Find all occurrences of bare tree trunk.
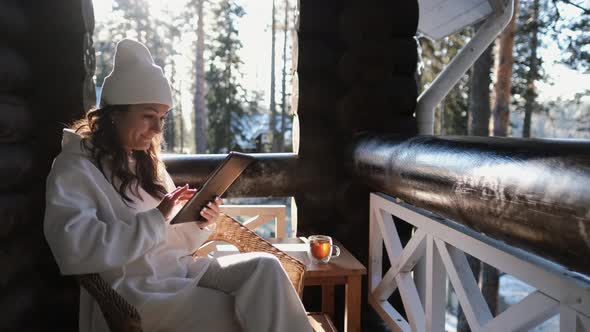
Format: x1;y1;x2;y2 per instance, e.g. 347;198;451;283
165;65;176;151
225;19;233;152
459;26;499;332
482;264;500;314
165;111;175;150
269;0;278;152
278;0;289;152
492;0;518;137
523;0;539;138
180;110;184;152
468;33;493;136
194;0;207;153
440;97;446;135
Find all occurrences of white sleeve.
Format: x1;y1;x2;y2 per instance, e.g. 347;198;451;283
161;168;213;254
43;157;167;275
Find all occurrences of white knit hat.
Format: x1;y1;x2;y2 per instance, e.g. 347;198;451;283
99;39;173;108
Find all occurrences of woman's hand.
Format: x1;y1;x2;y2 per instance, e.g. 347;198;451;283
157;184;196;221
196;197;223;229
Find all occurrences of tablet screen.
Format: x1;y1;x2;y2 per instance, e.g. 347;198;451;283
170;151;255;224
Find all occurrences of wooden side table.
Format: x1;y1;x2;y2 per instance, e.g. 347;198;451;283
270;238;367;332
210;238;367;331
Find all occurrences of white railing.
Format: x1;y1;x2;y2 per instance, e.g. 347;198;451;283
369;192;590;332
221;204;288;238
197;205;288;255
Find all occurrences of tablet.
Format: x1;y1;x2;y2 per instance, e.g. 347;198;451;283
170;151;255;224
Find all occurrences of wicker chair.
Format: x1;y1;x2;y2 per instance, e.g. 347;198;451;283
75;213;306;332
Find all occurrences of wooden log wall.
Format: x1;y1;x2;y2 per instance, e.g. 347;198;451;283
295;0;419;329
0;0;94;330
295;0;419;270
0;0;420;329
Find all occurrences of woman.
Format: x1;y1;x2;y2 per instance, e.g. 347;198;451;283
44;39;312;332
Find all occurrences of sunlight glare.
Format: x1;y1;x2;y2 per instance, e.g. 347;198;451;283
93;0;113;21
93;0;278;108
147;0;189;16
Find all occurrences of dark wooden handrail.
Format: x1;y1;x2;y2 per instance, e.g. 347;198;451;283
163;153;298;197
352;134;590;274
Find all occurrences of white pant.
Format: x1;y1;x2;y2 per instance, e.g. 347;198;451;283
198;252;313;332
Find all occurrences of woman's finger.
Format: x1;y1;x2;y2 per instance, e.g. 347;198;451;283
197;218;215;229
205;201;220;213
200;207;215;218
200;208;216;220
183;188;196;195
179;191;195;201
165;186;183;199
172;185;189;201
164;189;176;199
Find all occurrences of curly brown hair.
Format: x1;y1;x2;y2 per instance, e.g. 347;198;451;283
70;105;168;203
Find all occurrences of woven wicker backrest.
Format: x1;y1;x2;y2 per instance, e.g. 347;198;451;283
75;274;143;332
198;213;306;295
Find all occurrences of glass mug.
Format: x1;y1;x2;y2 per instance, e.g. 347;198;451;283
307;235;341;263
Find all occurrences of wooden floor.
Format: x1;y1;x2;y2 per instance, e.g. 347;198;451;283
308;313;337;332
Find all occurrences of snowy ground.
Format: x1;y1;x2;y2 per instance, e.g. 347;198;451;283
445;274;559;331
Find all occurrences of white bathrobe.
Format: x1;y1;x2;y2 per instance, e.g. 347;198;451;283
44;129;240;332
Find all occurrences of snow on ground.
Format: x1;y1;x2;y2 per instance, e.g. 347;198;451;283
497;275;559;331
445;274;559;332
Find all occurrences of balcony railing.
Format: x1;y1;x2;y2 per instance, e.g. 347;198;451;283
369;192;590;332
196;205;288;256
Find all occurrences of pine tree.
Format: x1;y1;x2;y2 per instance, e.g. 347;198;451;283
269;0;279;152
523;0;540;138
464;31;500;331
193;0;208;153
493;0;589;138
94;0;183;151
419;32;471;135
468;23;493;137
112;0;178;67
492;0;518;137
205;0;247;153
278;0;291;152
555;2;590;71
165;64;179;150
513;0;552;137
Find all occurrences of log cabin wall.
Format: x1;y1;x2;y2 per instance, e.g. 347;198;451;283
0;0;94;329
0;0;420;329
295;0;419;327
295;0;419;261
